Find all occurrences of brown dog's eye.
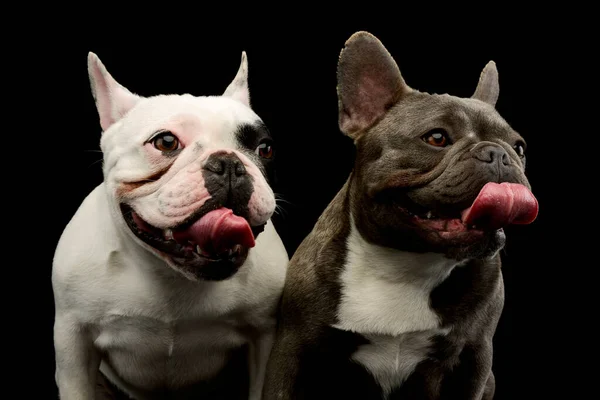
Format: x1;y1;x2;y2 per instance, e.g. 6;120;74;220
422;129;450;147
152;131;181;153
256;140;274;159
514;141;526;158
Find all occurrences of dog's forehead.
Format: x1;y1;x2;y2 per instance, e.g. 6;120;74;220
124;94;261;139
380;92;512;136
423;93;509;129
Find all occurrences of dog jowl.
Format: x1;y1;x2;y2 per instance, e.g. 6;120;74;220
52;52;288;400
263;32;538;399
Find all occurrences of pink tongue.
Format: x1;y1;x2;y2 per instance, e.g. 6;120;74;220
461;182;539;230
172;208;255;253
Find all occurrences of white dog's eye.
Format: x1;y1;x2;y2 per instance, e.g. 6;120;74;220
152;131;181;153
255;140;274;159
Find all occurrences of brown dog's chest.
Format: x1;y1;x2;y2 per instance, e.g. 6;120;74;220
351;329;449;397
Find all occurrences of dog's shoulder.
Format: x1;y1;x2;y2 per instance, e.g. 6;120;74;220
429;256;505;336
52;184;127;306
53;184;115;273
280;180;352;323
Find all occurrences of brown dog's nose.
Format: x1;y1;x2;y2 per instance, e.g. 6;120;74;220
473;144;510;166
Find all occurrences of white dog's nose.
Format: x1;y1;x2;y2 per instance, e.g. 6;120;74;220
204;151;247;177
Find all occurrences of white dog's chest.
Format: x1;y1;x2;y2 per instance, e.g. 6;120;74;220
84;263;268;390
95;313;248;388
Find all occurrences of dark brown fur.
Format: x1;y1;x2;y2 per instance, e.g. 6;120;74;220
263;31;532;399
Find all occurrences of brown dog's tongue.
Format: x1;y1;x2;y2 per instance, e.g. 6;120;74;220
173;208;255;252
461;182;539;230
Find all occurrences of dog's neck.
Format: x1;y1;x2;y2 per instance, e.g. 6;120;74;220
333;212;463;336
342;171;468;281
347;217;461;284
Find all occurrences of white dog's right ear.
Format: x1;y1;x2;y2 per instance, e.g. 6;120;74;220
87;52;142;131
223;51;250;108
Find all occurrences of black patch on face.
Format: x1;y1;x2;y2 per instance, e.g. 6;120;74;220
121;150;263;282
201;151;253;223
235;121;277;186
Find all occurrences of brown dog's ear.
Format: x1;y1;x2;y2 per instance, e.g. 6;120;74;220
472;61;499;107
336;31;411;139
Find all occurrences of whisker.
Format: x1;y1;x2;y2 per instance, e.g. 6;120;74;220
273;203;289;219
88;158;104;168
274;193;295;206
272;193;293;219
275;198;294;206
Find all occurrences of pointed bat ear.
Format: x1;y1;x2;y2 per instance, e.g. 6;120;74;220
223;51;250;108
336;31;412;140
87;52;142;131
472;60;499;107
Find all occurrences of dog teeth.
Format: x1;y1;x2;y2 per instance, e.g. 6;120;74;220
425;211;437;219
226;245;242;257
164;229;174;240
196;245;202;254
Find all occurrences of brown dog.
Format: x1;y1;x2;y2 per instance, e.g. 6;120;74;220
262;31;538;399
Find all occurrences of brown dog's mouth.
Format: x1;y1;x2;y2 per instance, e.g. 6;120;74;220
120;204;264;263
399;182;539;238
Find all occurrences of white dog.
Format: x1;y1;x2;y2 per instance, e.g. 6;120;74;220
52;51;288;399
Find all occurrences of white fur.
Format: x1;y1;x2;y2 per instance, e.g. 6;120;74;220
223;51;251;107
333;219;460;396
352;329;450;397
52;53;288;400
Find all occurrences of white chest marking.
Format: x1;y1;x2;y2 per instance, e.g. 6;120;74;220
353;329;449;397
333;221;460;394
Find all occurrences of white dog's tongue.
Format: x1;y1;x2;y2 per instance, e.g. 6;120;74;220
461;182;538;230
173;208;255;252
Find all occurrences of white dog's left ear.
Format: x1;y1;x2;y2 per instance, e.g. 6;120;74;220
223;51;250;108
88;52;142;131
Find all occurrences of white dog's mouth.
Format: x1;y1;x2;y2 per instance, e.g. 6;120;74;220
120;204;264;280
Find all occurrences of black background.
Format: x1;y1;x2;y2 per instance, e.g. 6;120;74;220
22;11;586;400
